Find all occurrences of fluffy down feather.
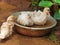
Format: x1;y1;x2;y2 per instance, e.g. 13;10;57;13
0;15;15;40
31;8;50;25
17;12;34;26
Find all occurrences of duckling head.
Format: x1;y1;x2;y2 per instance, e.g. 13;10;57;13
43;7;50;15
7;15;16;22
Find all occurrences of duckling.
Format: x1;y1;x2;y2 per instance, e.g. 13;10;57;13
31;7;50;25
0;15;15;40
0;22;12;39
6;15;16;35
17;12;34;26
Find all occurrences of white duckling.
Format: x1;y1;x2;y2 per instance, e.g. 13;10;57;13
0;15;15;40
32;7;50;25
17;12;33;26
6;15;16;35
0;22;12;39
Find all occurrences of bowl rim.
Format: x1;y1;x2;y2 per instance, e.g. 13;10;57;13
12;11;57;30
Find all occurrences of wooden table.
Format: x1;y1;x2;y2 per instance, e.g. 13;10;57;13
0;11;60;45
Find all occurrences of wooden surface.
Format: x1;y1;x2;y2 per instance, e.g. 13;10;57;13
0;33;55;45
0;2;60;45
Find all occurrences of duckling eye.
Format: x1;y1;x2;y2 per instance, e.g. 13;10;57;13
28;16;31;19
47;9;50;11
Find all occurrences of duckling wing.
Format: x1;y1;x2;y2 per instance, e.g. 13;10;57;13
38;13;48;25
0;22;10;39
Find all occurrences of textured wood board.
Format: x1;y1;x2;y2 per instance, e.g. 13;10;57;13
0;2;16;11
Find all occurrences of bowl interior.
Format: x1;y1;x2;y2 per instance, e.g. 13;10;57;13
12;11;57;30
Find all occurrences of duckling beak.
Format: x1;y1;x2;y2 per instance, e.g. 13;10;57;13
47;12;50;15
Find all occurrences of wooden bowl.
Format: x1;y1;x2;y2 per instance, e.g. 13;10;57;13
12;12;57;36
